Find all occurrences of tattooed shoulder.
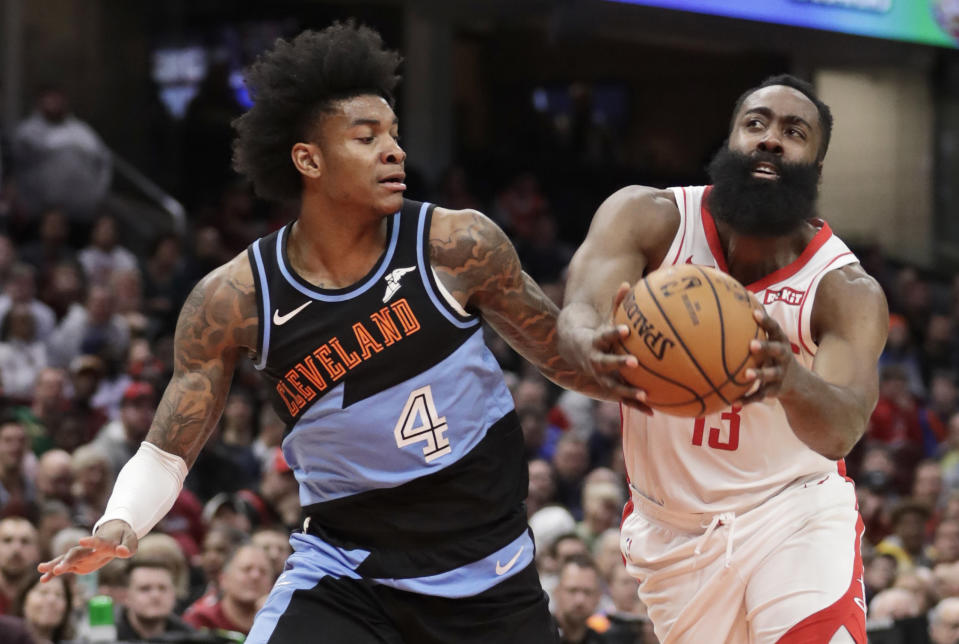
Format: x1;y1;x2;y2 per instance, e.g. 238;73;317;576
429;207;522;306
175;253;259;368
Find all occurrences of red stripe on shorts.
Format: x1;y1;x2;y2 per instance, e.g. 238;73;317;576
776;514;866;644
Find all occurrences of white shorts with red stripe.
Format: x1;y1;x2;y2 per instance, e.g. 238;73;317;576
621;472;865;644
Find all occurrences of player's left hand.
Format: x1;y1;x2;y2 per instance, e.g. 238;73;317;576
739;308;798;404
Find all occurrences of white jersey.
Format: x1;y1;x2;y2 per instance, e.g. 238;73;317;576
622;185;859;517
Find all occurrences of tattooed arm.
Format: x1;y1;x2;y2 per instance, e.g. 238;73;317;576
144;253;258;464
429;206;640;404
38;253;258;580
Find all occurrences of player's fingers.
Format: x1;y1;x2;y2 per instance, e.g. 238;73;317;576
749;339;790;362
593;325;630;349
752;308;788;341
590;351;637;373
37;555;64;575
610;282;631;314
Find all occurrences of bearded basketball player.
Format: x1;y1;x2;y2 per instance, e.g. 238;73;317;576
558;75;888;643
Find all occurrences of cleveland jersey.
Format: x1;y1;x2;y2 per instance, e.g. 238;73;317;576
246;200;532;594
622;185;859;516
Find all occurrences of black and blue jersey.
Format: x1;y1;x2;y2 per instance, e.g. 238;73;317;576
245;200;533;603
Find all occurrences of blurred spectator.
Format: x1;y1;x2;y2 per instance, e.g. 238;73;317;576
933;520;959;566
110;269;148;338
77;214;137;288
12;86;111;224
587;401;621;471
0;421;36;519
192;525;248;603
553;434;591;519
880;313;926;398
923;315;959;388
0;263;56;340
0;304;49;400
930;596;959;644
153;489;205;563
93;381;156;475
252;405;284;474
894;567;936;614
576;479;624;550
47;284;130;370
136;531;193;609
234;448;299;530
869;365;924;491
864;552;898;606
141;233;189;339
19;209;75;286
876;499;934;572
869;587;923;622
436;164;483;212
921;371;959;457
16;574;74;643
552;554;605;644
528;458;558;519
34;451;72;509
251;527;292;584
69;444;113;529
12;367;69;455
933;560;959;601
66;354;108;445
593;528;622;587
116;558;195;641
0;517;39;614
41;261;85;324
588;564;647;644
191;391;260;498
914;460;946;514
34;502;70;563
183;543;272;636
184;226;230;286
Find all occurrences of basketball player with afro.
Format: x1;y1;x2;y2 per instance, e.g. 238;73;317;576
558;75;888;643
38;22;632;643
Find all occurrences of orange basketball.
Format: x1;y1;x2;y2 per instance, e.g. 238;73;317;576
613;264;766;417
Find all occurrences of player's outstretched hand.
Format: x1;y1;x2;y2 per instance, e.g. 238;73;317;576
37;519;137;582
740;308;797;405
566;283;652;414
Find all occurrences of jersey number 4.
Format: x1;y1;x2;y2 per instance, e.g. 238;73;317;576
691;406;742;451
394;385;451;462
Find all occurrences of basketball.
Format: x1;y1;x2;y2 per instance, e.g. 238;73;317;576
614;264;766;417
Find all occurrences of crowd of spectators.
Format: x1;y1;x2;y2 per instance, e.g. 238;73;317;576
0;79;958;644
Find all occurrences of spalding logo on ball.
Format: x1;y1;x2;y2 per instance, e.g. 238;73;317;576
614;264;766;418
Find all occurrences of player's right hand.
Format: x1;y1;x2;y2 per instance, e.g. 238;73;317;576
37;519;138;582
566;283;652;414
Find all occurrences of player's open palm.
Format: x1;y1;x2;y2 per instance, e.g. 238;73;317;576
741;308;798;404
37;519;137;582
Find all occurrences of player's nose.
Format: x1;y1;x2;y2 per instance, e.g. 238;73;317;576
756;133;783;155
383;140;406;165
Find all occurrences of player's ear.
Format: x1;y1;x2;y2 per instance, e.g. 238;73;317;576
292;142;323;178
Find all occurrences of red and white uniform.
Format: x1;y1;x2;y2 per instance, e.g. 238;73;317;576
620;186;866;644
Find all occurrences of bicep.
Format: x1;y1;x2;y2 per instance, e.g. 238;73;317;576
145;263;257;466
564;187;674;315
810;270;889;410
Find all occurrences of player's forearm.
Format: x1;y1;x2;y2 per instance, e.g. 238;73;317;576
557;301;603;359
778;368;870;460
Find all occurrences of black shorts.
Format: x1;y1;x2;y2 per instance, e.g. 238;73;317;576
252;562;557;643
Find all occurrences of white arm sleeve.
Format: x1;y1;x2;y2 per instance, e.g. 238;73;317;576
93;442;188;539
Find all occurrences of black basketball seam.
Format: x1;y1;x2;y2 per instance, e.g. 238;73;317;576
616;339;705;416
643;275;731;406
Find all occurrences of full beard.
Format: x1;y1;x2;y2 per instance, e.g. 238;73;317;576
706;146;821;237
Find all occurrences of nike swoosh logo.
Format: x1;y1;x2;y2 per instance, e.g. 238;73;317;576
273;301;311;326
495;545;524;576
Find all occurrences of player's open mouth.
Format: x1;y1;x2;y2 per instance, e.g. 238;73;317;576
379;174;407;191
751;162;780;180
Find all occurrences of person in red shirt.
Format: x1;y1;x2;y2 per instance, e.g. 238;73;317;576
183;543;272;635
